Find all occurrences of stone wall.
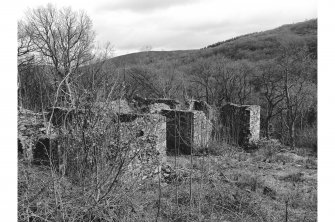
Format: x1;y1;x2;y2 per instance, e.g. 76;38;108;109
47;99;132;128
193;111;213;149
18;107;58;162
56;112;166;181
247;105;261;142
118;113;166;177
160;110;193;155
218;103;260;146
160;109;212;154
187;99;214;120
133;96;181;113
148;103;171;114
19;98;260;174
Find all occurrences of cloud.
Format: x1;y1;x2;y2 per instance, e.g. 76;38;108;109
19;0;316;56
96;0;199;13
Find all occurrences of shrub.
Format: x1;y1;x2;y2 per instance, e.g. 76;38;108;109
295;125;317;152
252;138;285;159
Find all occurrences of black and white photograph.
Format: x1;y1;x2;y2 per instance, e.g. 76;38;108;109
5;0;328;221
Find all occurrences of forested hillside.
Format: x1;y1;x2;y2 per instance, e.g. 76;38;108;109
106;19;317;101
112;19;317;65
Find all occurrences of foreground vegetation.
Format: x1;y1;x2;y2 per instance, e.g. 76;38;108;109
18;140;317;221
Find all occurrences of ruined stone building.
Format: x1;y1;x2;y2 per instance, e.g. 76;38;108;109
18;98;260;171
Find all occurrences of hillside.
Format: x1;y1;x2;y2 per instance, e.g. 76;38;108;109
19;19;317;114
109;19;317;68
95;19;317;108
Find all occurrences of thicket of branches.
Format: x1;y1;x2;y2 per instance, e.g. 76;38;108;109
17;4;167;221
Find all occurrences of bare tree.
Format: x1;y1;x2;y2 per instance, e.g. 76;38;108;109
252;60;284;139
23;4;95;107
127;66;164;98
190;58;214;104
74;42;115;102
277;39;316;147
189;57;253;106
18;20;35;69
234;61;254;105
156;63;183;99
211;58;251;106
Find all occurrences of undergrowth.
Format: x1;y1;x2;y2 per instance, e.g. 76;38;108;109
18;138;317;221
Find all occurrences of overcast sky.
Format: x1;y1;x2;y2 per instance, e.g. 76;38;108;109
17;0;317;56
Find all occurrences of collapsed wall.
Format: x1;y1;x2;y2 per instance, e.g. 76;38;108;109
18;107;58;163
187;99;214;120
95;99;133;114
49;104;166;176
160;110;212;155
133;96;181;113
217;103;260;146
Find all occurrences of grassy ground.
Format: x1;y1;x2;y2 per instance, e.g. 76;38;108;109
159;148;317;221
18;143;317;222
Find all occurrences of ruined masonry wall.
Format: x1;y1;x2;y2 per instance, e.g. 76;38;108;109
219;103;260;146
119;114;166;177
160;110;193;155
148;103;171;114
161;110;212;154
247;105;260;142
193;111;213;149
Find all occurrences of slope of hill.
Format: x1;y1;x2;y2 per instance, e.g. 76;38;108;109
19;19;317;123
109;19;317;68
